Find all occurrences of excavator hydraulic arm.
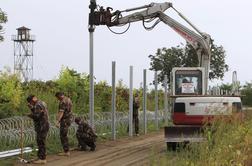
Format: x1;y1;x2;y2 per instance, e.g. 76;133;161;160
88;2;211;94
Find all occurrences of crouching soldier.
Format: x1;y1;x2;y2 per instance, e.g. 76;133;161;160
75;117;97;151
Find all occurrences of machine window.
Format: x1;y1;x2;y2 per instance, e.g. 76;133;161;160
175;70;202;95
174;103;185;113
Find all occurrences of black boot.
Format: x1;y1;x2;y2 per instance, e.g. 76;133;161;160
80;146;87;151
89;143;96;151
77;143;87;151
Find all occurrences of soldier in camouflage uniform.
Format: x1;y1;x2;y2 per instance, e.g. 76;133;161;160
55;92;73;156
27;95;49;164
127;94;140;136
133;94;140;136
75;117;97;151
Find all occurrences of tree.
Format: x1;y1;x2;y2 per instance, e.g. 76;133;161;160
149;45;184;83
95;81;111;112
241;82;252;106
116;79;129;112
149;41;229;84
0;67;23;118
208;44;229;79
0;9;8;42
56;67;79;98
56;66;90;113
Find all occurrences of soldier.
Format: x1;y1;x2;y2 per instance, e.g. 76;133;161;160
74;117;97;151
133;94;140;136
26;95;49;164
55;92;73;156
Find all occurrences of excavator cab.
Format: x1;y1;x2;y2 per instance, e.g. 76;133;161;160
171;67;205;96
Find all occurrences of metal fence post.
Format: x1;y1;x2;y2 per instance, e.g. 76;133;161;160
154;71;159;130
164;75;168;125
143;69;147;134
129;66;133;137
88;1;95;128
111;61;116;140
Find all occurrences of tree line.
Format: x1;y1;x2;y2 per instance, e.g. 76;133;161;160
0;67;165;119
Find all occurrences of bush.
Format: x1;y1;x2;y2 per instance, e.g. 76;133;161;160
241;82;252;106
0;66;164;118
155;109;252;166
0;67;23;118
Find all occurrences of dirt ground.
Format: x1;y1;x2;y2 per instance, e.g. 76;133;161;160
15;130;166;166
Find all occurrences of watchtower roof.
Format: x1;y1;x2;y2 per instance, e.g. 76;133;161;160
16;26;30;31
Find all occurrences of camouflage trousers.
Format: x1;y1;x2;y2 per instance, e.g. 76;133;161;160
60;119;71;152
36;127;49;160
133;116;139;134
127;116;139;135
76;134;96;149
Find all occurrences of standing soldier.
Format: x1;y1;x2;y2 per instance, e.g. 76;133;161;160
55;92;73;156
26;95;49;164
75;117;97;151
133;94;140;136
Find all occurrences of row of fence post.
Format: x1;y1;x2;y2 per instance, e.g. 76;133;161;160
110;61;169;140
209;86;239;96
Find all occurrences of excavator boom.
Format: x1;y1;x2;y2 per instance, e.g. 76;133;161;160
89;2;211;94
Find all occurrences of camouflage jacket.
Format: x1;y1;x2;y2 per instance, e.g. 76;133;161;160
76;121;97;141
28;100;49;132
59;96;73;121
133;99;140;117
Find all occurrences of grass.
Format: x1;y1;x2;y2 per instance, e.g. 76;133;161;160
150;108;252;166
3;108;252;166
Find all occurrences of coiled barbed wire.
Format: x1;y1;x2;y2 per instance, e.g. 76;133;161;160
0;111;165;151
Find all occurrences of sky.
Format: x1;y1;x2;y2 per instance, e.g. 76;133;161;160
0;0;252;89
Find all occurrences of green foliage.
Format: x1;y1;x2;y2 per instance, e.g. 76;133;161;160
181;115;251;166
241;82;252;106
56;66;79;99
0;66;165;119
116;79;129;112
56;66;90;113
152;110;252;166
0;8;8;42
149;45;184;83
0;67;23;118
149;110;252;166
149;41;229;83
95;81;111;112
209;44;229;79
20;80;59;116
147;89;164;111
